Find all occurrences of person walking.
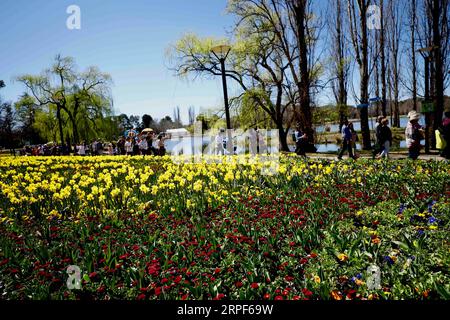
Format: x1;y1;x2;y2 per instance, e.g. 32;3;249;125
348;122;359;159
377;118;392;159
138;134;148;155
293;125;308;157
338;120;356;160
405;111;424;160
215;129;225;155
372;116;384;159
125;137;133;156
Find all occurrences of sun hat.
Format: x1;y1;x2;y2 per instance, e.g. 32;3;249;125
408;110;420;121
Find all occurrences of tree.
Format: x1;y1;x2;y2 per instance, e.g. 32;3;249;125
142;114;153;129
14;93;43;145
129;115;141;130
429;0;449;140
329;0;350;129
347;0;371;149
387;0;402;127
0;102;16;149
17;55;113;145
169;0;324;150
173;106;182;127
409;0;419;111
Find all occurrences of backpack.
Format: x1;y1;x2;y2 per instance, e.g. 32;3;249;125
435;129;447;150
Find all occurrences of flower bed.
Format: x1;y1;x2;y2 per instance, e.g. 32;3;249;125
0;155;449;300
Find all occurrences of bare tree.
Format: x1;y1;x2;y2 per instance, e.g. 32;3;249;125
329;0;350;129
409;0;419;111
387;0;402;127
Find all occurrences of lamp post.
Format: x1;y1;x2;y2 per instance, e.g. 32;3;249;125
417;46;435;154
211;44;232;154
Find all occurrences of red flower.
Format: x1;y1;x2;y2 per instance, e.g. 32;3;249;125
161;278;168;284
275;295;284;300
214;268;221;274
250;283;259;289
97;285;106;293
263;293;270;300
235;281;243;288
213;293;225;300
137;293;146;300
293;296;301;300
285;275;294;282
174;275;182;284
299;258;308;265
155;287;162;296
310;253;318;258
89;272;98;279
302;288;313;297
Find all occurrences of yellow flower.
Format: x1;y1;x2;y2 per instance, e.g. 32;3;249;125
337;253;348;262
429;225;437;230
331;290;342;300
314;275;321;284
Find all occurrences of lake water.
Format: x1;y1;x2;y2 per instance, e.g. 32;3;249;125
165;137;407;154
164;115;417;154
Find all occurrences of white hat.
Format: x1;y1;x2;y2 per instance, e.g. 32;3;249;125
408;111;420;121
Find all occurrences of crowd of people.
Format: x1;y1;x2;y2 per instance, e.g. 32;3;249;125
19;129;170;157
293;110;450;160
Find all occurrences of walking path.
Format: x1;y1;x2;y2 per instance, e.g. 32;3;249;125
306;152;448;161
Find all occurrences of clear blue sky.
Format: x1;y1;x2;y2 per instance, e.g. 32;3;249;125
0;0;235;124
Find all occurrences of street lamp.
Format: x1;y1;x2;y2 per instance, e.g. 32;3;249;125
417;46;436;154
211;44;233;154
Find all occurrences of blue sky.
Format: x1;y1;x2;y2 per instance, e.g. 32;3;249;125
0;0;236;124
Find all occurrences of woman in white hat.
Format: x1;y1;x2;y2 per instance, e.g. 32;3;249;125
405;111;424;160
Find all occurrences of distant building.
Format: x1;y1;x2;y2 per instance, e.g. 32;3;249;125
166;128;189;138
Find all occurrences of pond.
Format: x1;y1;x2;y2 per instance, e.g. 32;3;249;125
164;137;408;154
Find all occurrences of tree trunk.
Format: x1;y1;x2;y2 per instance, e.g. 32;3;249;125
56;104;64;145
380;0;387;117
432;0;444;148
410;0;418;111
278;123;289;152
292;0;313;136
359;1;371;150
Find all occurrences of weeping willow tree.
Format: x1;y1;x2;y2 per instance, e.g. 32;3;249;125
236;89;275;129
17;55;114;145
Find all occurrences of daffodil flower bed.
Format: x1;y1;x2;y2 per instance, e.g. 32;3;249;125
0;155;448;300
